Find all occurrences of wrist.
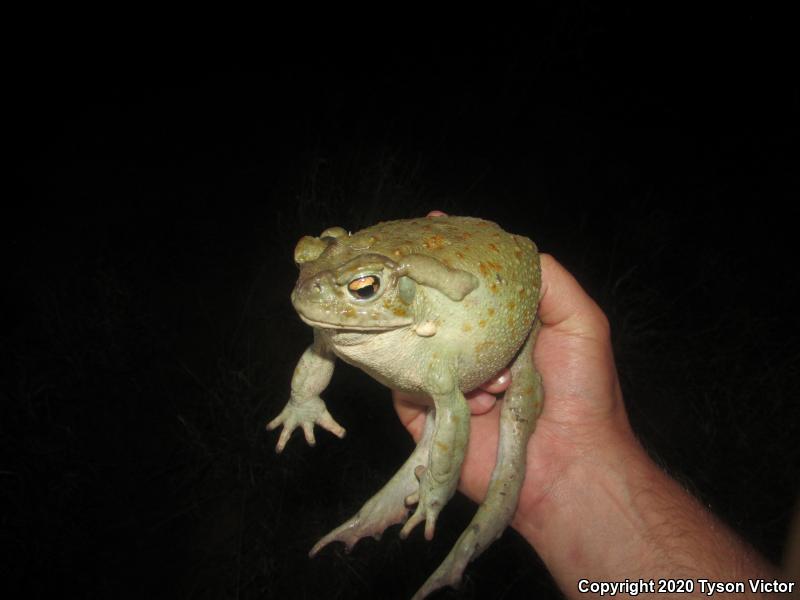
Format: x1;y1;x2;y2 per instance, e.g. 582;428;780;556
513;423;648;549
512;424;778;598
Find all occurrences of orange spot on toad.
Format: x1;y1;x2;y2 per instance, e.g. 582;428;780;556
474;341;495;355
487;261;502;272
423;234;445;250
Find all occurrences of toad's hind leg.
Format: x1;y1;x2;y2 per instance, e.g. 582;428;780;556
309;410;435;557
412;329;543;600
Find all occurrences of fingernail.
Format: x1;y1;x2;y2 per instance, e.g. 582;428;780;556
494;371;510;386
478;395;496;410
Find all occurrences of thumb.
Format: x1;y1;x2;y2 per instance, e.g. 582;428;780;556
534;254;623;426
537;254;611;342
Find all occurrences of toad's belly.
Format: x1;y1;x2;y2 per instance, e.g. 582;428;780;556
323;324;530;402
327;328;433;398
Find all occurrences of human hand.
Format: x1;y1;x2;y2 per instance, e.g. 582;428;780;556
395;212;779;596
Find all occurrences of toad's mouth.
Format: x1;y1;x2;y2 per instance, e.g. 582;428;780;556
297;313;411;332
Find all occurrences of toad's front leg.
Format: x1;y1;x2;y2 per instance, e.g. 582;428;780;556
400;360;469;541
267;330;345;453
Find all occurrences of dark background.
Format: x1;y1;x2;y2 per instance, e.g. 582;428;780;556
3;8;799;600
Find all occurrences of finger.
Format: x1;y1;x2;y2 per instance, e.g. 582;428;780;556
266;413;284;430
392;390;428;441
426;210;447;217
464;389;497;415
399;507;425;539
318;411;346;438
478;368;511;394
424;511;439;540
302;422;316;446
276;427;292;453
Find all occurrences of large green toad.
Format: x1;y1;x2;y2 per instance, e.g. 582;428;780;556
268;215;543;599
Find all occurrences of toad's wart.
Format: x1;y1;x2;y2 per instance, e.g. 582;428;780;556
268;215;542;599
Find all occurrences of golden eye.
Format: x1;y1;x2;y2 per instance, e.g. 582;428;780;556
348;276;380;299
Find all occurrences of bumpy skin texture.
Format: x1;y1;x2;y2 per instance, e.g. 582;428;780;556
268;216;543;599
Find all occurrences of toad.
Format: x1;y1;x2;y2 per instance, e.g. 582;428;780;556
268;215;542;599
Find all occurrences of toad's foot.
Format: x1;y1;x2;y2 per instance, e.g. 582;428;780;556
400;384;470;542
310;411;435;557
398;464;454;542
266;396;345;453
411;524;482;600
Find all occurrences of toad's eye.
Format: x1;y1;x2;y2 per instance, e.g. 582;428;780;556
348;276;380;299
